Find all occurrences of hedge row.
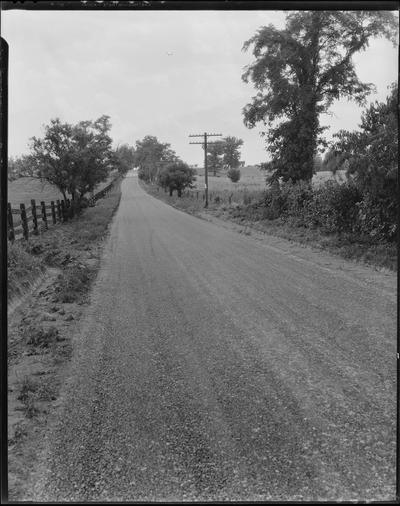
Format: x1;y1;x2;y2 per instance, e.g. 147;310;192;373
259;180;397;242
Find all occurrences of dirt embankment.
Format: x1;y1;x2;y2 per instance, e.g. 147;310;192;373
7;180;122;501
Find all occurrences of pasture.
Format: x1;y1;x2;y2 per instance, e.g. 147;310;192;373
193;166;347;193
8;172;119;208
193;165;266;192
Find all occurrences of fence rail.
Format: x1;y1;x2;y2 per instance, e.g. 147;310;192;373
7;177;119;242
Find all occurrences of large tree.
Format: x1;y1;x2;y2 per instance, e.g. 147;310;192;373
158;160;196;196
26;115;113;200
134;135;178;182
242;11;397;183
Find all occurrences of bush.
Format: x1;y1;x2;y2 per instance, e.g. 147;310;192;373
356;192;397;241
227;167;241;182
306;181;362;234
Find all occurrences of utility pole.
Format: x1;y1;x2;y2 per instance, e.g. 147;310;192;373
189;132;222;208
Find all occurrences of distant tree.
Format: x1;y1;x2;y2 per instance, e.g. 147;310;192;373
134;135;178;182
222;136;243;170
158;161;196;196
113;144;136;175
242;11;397;183
206;141;225;176
28;116;113;201
227;167;241;183
7;155;32;181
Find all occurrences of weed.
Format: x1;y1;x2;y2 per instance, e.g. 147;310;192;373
55;265;93;303
17;376;40;418
24;326;59;348
9;422;28;445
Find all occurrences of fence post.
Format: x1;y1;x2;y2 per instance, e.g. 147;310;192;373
50;201;57;224
61;200;66;221
40;201;48;230
56;200;62;221
20;203;29;240
7;203;14;241
31;199;39;235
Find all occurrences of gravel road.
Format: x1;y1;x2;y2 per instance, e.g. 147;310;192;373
31;174;396;502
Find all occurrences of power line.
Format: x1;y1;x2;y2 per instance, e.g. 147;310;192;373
189;132;222;208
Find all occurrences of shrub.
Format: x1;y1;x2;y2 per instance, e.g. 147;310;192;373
227;167;241;182
306;181;362;234
356;192;397;241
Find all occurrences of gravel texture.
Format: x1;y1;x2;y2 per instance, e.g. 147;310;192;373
30;174;396;502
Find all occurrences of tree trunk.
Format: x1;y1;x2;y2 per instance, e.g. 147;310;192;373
169;188;173;196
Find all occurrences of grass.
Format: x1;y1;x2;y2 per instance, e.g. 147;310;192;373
8;242;45;301
17;376;40;418
8;177;122;302
8;171;118;208
24;326;59;348
54;265;94;304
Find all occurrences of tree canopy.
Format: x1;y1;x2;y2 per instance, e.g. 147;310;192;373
207;141;225;176
206;136;244;176
332;83;397;198
158;160;196;196
26;115;114;200
242;11;397;183
113;143;136;175
134;135;178;183
222;136;244;170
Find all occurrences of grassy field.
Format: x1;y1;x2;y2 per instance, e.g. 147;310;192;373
193;166;347;194
8;172;118;208
193;165;266;192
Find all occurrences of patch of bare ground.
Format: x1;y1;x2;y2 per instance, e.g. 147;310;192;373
7;178;122;500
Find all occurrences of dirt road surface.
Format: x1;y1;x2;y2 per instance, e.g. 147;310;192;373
29;174;396;502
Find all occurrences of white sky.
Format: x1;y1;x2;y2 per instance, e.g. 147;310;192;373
1;9;398;166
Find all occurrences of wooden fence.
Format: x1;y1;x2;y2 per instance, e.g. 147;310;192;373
7;177;119;242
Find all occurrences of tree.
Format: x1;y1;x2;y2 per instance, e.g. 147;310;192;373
134;135;178;182
158;161;196;196
113;143;136;175
242;11;397;183
227;167;241;183
28;116;113;200
7;155;31;181
222;136;243;170
206;141;225;176
332;83;397;197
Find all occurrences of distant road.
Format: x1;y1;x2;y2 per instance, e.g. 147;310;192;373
32;174;396;502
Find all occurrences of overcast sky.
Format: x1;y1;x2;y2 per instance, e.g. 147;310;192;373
2;9;398;166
